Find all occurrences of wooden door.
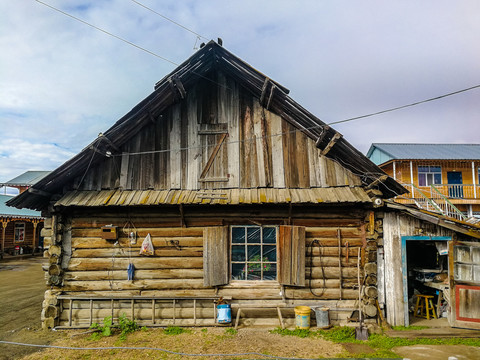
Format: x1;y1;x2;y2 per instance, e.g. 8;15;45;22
449;240;480;329
447;172;463;198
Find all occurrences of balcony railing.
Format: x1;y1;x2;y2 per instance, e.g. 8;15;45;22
404;184;480;200
398;183;470;221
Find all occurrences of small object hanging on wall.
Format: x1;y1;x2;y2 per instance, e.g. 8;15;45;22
129;231;137;245
139;233;154;256
127;263;135;281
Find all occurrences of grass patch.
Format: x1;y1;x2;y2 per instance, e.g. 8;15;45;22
163;326;191;335
224;328;237;336
272;326;480;359
269;327;313;338
391;325;429;331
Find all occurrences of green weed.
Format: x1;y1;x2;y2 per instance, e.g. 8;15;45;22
224;328;237;336
269;327;313;338
391;325;429;331
164;326;190;335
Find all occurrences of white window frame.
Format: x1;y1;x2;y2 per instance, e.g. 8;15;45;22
230;225;278;281
418;165;442;186
14;222;25;242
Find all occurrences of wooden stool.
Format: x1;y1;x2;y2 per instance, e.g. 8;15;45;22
414;295;437;320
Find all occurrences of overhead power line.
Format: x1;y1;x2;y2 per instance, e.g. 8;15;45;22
328;84;480;126
35;0;179;66
129;0;209;41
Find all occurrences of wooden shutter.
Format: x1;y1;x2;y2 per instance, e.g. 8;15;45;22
278;225;306;287
203;226;229;287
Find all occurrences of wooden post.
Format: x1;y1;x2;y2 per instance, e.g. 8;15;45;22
32;219;39;254
1;220;9;256
337;229;343;300
472;161;477;199
410;161;415;198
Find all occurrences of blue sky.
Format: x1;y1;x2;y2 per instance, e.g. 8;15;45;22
1;0;480;183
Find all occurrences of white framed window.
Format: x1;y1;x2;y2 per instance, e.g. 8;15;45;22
231;226;277;281
14;222;25;242
418;166;442;186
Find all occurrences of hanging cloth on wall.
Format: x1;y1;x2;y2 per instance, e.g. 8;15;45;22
139;233;154;256
127;263;135;280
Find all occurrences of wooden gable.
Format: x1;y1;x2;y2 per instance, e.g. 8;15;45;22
74;72;362;192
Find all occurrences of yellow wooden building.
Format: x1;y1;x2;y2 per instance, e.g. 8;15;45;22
367;143;480;220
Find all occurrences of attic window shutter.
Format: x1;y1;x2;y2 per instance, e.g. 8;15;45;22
203;226;229;287
278;225;306;287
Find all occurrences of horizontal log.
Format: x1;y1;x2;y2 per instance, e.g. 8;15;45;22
71;227;204;238
305;256;359;268
305;227;361;237
305;246;361;257
64;269;204;281
67;257;203;271
286;288;357;300
72;237;203;249
307;267;360;279
72;247;203;258
62;279;205;292
305;238;363;247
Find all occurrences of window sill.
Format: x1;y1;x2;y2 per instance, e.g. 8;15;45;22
224;280;280;288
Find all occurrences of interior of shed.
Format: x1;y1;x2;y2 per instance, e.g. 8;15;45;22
406;240;450;324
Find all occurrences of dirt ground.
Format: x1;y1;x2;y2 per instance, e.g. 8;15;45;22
0;257;63;360
1;257;479;360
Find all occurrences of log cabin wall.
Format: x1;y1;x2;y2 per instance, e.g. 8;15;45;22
41;205;370;328
73;72;361;192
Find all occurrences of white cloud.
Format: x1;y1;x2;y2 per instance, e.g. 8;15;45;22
0;0;479;181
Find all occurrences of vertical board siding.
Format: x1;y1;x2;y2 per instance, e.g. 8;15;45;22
279;226;306;287
203;226;229;287
72;72;363;191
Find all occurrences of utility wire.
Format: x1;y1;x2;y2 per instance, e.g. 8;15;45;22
35;0;179;66
329;84;480;126
130;0;209;41
110;82;480;158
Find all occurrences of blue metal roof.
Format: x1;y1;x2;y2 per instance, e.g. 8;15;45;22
0;171;51;187
0;195;43;218
367;143;480;165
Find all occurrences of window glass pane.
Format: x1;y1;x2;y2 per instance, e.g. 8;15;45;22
232;263;245;280
263;264;277;280
263;227;276;243
246;265;262;280
418;166;429;172
232;227;245;243
247;245;261;259
263;245;276;261
231;245;245;261
434;173;442;184
431;166;441;172
426;173;433;186
418;173;426;186
247;227;261;243
455;263;472;281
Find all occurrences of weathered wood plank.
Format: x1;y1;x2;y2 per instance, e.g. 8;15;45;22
170;104;182;189
269;110;285;188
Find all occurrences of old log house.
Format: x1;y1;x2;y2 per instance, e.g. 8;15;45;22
8;41;408;329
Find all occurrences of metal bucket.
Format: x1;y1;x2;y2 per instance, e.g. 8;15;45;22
217;304;231;323
314;307;330;328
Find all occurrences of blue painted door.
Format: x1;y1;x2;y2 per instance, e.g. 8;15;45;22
447;172;463;198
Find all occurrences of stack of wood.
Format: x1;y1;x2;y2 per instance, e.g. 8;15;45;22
361;213;382;318
40;215;64;329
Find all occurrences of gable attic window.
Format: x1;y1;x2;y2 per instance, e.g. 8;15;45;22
231;226;277;281
418;166;442;186
203;225;306;287
14;222;25;242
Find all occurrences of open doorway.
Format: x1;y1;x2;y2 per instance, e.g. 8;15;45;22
401;236;451;327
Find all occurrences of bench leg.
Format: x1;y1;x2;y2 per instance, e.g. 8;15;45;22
235;309;242;330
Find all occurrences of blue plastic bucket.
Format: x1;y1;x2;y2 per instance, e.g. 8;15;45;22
217;304;231;323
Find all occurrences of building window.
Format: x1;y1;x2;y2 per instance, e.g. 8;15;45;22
231;226;277;281
418;166;442;186
14;222;25;242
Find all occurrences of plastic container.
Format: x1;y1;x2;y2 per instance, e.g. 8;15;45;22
217;304;231;323
314;307;330;328
294;306;311;329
